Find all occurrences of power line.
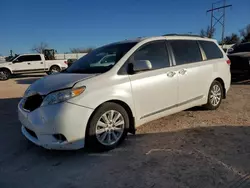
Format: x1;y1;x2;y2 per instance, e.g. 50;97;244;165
206;0;232;46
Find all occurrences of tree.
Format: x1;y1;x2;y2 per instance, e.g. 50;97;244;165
200;26;215;38
223;33;240;44
239;24;250;43
70;47;94;53
31;42;48;53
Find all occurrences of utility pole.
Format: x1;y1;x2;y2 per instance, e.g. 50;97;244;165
206;0;232;47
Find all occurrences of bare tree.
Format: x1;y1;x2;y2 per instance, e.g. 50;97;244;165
239;24;250;43
200;26;215;38
223;33;240;44
70;47;94;53
31;42;48;53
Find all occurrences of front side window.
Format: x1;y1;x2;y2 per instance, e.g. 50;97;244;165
65;42;137;74
199;41;223;59
170;40;202;65
129;41;170;70
16;56;28;62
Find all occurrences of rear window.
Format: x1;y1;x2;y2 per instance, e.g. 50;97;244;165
199;41;223;60
170;40;202;65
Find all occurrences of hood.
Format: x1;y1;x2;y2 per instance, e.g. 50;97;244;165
0;62;11;66
29;73;98;95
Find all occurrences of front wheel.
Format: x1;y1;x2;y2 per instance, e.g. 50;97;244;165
86;102;129;151
203;80;223;110
0;69;11;81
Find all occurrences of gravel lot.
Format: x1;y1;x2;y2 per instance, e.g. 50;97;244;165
0;74;249;188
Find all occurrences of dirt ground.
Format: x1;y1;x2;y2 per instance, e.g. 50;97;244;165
0;74;249;188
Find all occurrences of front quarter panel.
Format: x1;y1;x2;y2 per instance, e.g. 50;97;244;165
0;63;13;73
68;74;136;118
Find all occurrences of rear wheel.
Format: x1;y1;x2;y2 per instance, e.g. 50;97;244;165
203;80;223;110
0;69;11;81
86;102;129;151
47;65;60;75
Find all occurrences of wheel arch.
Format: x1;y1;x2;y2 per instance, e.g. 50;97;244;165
85;99;136;139
214;77;226;99
49;64;61;71
0;67;12;74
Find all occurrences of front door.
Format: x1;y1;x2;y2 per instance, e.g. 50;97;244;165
128;40;178;121
11;55;31;73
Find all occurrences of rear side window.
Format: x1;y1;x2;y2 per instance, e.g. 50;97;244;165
199;41;223;60
170;40;202;65
31;55;42;61
131;41;170;70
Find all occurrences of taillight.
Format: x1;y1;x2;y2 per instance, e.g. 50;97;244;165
226;59;231;65
64;60;68;65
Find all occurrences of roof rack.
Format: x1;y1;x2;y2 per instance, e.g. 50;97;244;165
163;34;206;38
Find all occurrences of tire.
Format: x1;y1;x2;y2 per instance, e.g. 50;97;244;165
0;69;11;81
203;80;223;110
48;65;61;75
86;102;129;151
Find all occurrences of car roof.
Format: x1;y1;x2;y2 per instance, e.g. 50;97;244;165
19;54;41;56
111;35;217;46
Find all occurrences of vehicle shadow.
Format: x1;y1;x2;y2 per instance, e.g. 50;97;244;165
12;73;45;85
15;78;41;85
12;74;45;78
0;97;250;188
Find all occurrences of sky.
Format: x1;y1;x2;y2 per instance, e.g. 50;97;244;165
0;0;249;55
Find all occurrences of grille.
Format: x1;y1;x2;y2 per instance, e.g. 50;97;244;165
23;94;43;112
25;127;37;139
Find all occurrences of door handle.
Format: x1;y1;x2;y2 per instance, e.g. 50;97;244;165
166;71;176;77
178;69;187;75
40;62;43;64
27;63;31;65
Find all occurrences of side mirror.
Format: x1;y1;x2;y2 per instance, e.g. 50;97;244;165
132;60;152;72
227;48;234;53
13;59;19;63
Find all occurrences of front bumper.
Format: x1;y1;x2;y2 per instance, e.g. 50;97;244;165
18;99;93;150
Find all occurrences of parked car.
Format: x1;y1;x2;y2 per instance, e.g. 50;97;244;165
0;54;68;80
18;35;231;150
227;42;250;74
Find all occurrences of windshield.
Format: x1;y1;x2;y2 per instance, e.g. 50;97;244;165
5;55;19;62
65;42;137;74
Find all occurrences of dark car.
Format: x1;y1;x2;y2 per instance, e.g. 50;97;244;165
227;42;250;75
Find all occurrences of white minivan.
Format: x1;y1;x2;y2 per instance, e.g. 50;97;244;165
18;35;231;150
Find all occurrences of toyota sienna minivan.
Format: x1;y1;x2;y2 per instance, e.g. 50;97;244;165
18;35;231;150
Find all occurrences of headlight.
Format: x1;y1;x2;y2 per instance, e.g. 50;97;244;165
23;86;36;98
41;86;85;106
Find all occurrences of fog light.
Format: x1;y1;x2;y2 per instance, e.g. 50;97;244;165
53;134;67;142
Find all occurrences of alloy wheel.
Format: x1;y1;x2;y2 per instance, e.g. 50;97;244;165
95;110;125;146
0;71;8;80
210;84;222;106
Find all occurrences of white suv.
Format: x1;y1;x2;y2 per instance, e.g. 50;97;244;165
18;35;231;150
